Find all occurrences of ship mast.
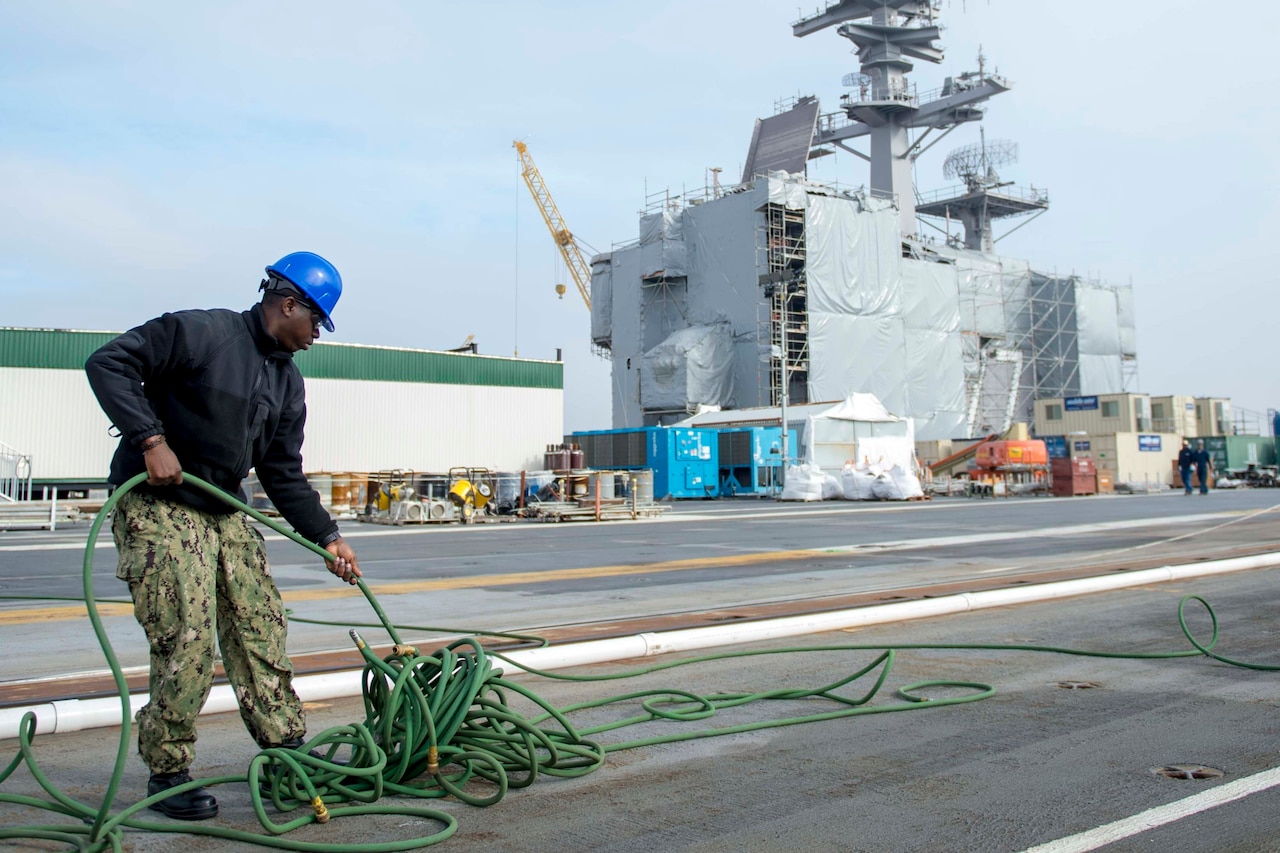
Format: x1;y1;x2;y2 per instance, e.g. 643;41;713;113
794;0;1010;237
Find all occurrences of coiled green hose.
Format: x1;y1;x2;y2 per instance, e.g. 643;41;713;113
0;471;1262;851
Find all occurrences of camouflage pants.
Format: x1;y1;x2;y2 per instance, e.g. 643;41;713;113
112;490;305;773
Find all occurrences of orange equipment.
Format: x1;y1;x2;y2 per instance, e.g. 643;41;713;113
973;440;1048;469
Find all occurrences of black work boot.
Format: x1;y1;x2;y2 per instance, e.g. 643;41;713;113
147;769;218;820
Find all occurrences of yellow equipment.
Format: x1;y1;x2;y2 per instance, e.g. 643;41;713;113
513;140;592;310
374;470;415;512
447;467;495;523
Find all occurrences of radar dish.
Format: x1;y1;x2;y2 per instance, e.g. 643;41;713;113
841;72;872;88
943;138;1019;187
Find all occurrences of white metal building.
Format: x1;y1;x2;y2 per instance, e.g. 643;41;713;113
0;328;564;488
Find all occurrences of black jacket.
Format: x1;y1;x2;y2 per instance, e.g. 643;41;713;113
85;305;339;545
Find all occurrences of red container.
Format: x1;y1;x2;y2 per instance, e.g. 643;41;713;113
1051;456;1097;497
974;440;1049;469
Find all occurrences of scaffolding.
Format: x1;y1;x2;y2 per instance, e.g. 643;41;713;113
757;203;809;407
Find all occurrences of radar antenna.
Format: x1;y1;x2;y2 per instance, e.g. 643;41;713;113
943;128;1018;191
917;126;1050;253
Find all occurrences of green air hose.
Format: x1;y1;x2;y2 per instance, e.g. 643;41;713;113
0;472;1267;851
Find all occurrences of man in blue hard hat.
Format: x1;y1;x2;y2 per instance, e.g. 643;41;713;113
85;252;361;821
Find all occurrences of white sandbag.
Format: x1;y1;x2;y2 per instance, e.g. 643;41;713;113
781;463;826;501
841;463;880;501
886;464;924;500
822;473;843;500
871;471;906;500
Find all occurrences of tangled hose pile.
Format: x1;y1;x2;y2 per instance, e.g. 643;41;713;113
0;472;1274;850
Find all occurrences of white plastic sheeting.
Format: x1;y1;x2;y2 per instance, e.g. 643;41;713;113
809;313;908;416
901;259;961;333
639;323;735;411
800;393;915;476
806;195;968;439
806;194;902;316
1075;284;1124;394
905;332;968;436
1116;282;1138;358
901;259;967;437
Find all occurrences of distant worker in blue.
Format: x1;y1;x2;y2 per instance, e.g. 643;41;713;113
84;252;362;821
1177;439;1195;495
1192;439;1213;495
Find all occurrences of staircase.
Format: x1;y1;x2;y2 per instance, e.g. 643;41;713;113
0;441;79;530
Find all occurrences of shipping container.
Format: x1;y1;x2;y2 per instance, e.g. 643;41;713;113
1065;432;1181;486
1150;395;1197;437
1194;398;1232;437
1034;393;1153;437
1195;435;1277;473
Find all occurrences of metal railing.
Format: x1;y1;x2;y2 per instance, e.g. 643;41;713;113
0;441;33;503
916;184;1049;208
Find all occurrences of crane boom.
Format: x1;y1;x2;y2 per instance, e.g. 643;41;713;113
514;140;592;310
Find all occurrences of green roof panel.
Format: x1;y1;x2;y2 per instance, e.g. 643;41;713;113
0;328;563;389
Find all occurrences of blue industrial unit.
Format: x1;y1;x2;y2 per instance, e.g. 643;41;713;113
717;427;797;495
569;426;719;499
648;427;719;499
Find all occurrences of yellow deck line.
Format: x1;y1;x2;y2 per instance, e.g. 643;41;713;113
0;548;819;626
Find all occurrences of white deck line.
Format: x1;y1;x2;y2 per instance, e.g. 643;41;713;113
1022;765;1280;852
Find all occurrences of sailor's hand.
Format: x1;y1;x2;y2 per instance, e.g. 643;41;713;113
324;538;362;585
144;443;183;486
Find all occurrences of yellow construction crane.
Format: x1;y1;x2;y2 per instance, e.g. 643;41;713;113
513;140;592;310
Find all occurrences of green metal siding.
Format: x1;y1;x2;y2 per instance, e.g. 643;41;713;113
0;328;562;389
292;344;562;389
0;329;120;370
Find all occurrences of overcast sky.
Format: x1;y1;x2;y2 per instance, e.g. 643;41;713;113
3;1;1277;433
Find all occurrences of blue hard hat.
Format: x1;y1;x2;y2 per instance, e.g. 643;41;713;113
265;251;342;332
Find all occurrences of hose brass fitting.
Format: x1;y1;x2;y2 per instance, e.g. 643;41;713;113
393;644;419;658
427;745;439;775
312;796;330;824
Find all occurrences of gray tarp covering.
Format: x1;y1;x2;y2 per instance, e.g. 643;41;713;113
603;172;1135;439
640;238;688;280
638;210;683;245
590;253;613;347
639;323;736;411
685;183;771;409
